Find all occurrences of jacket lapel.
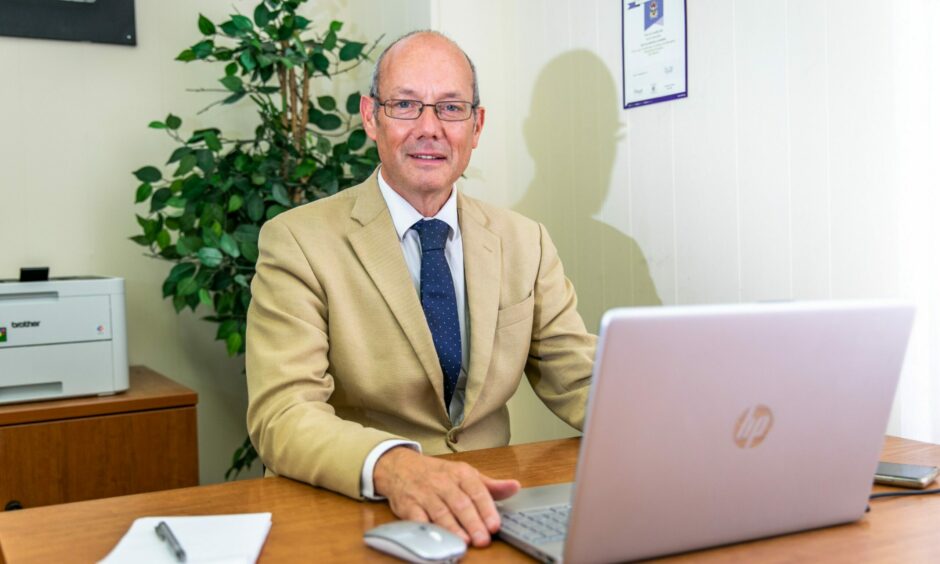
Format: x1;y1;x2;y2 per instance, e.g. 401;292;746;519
347;175;446;407
457;194;501;423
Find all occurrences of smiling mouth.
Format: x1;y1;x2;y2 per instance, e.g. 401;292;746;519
409;153;446;161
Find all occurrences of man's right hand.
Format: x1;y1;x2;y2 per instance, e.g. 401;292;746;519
373;446;521;547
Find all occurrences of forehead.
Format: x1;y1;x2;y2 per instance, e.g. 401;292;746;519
379;35;474;98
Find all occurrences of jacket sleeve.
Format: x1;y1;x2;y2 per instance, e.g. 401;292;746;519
525;223;597;430
246;219;402;498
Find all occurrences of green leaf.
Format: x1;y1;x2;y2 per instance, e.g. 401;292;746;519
129;235;150;246
135;183;153;203
198;14;216;35
176;276;200;296
193;39;214;59
239;50;257;71
317;96;336;111
223;92;246;105
175;236;202;256
150;188;172;213
234;153;251;172
231;15;253;31
240;241;260;263
167;262;197;284
167;147;192;164
197;247;224;268
346;92;361;115
220;233;240;258
176;49;196;62
251;172;266;185
246;194;264;222
175;154;197;177
173;294;188;313
292;160;316;180
220;21;240;37
134;166;162;183
204;131;222;152
217;319;239;339
339;41;365;61
348;129;367;151
329;20;343;32
272;183;292;206
311;53;329;73
227;194;243;212
226;331;243;356
195;149;215;174
224;62;238;77
156;229;171;250
323;31;337;51
148;120;166;129
165;114;181;130
314;113;342;131
220;75;244;92
198;288;213;308
253;4;271;27
316;135;331;155
264;205;286;220
233;224;259;243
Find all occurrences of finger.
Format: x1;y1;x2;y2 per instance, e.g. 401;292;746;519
459;475;503;536
425;497;472;544
400;504;430;524
442;486;492;547
483;476;522;500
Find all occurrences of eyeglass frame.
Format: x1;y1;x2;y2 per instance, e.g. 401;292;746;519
372;97;479;122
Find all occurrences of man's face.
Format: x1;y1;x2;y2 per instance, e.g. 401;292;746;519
361;34;484;202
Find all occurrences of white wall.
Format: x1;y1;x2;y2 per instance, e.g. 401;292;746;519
0;0;428;484
434;0;940;444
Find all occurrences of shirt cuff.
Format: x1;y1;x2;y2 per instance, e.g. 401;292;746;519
361;439;422;500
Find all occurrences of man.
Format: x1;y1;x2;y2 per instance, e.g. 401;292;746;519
246;31;596;547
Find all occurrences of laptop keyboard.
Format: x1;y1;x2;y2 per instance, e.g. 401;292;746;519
500;504;571;544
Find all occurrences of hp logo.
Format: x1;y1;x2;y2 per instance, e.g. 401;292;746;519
734;405;774;448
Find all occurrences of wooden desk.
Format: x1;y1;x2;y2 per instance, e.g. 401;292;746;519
0;366;198;510
0;437;937;562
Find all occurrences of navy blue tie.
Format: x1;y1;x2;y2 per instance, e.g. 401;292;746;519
412;219;462;409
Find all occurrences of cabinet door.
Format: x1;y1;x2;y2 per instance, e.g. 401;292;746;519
0;407;198;509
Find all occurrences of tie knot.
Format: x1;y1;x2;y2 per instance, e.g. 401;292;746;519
412;219;450;251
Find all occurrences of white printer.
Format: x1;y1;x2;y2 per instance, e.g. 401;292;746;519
0;276;128;404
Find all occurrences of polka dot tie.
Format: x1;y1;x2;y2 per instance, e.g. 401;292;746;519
412;219;462;409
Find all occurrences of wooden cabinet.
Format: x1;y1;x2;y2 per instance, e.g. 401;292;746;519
0;366;198;510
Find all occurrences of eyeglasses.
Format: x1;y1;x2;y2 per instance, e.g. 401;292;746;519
375;98;476;121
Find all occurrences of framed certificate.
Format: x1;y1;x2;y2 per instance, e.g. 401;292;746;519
621;0;688;109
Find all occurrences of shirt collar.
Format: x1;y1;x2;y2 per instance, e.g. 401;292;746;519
377;166;460;242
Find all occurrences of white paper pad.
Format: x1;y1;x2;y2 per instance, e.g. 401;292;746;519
99;513;272;564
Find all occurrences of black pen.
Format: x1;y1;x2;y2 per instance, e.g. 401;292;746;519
155;521;187;562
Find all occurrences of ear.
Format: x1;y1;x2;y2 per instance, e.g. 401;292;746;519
360;94;380;141
471;106;485;149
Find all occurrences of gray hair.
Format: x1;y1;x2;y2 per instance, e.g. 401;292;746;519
368;30;480;116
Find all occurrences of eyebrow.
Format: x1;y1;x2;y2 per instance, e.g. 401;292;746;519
391;88;466;100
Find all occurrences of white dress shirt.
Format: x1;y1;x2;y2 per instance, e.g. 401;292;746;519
359;169;470;498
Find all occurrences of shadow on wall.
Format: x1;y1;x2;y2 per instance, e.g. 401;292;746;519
514;50;660;331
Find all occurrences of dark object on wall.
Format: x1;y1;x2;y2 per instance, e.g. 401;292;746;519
0;0;136;46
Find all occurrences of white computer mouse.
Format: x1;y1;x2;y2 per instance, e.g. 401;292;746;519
364;520;467;563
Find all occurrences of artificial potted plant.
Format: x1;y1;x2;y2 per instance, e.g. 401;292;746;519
131;0;381;478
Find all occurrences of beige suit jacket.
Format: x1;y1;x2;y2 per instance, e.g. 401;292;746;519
246;172;596;498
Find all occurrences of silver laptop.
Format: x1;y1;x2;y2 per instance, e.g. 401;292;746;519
498;301;914;563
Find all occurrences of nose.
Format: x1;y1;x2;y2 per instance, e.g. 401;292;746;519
412;104;444;138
